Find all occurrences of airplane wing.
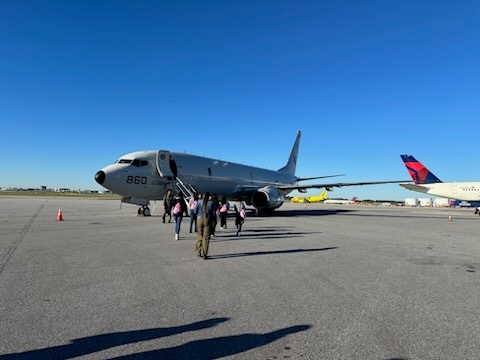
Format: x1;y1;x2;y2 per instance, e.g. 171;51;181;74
295;174;345;181
228;180;412;209
278;180;412;192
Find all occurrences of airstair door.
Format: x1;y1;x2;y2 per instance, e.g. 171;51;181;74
156;151;175;179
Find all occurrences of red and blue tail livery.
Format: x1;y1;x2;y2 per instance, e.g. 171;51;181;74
399;154;480;202
400;155;442;184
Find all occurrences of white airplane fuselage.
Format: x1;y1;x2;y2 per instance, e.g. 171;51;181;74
400;182;480;201
323;200;355;205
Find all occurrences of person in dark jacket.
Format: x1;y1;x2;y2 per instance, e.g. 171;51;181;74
162;190;173;223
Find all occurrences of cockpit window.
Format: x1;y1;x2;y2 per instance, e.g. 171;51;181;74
115;158;148;166
131;159;149;167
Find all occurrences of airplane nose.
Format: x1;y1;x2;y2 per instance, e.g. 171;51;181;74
95;170;105;185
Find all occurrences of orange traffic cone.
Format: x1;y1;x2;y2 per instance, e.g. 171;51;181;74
57;208;63;221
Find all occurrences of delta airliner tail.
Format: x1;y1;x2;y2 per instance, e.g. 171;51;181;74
400;155;442;185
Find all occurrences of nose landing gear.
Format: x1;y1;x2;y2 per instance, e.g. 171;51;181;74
137;206;151;216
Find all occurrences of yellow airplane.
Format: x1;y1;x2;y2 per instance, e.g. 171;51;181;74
291;190;328;203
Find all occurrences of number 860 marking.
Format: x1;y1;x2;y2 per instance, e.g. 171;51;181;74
126;176;147;184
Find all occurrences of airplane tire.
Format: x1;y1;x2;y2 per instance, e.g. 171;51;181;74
143;207;151;216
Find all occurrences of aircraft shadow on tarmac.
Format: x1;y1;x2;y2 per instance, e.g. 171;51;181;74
0;318;311;360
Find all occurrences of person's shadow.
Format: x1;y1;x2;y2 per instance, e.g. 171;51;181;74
0;318;311;360
112;324;311;359
0;318;228;359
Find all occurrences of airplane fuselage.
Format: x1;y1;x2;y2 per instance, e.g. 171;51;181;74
401;182;480;201
323;200;355;204
291;190;327;203
95;131;408;215
96;150;298;207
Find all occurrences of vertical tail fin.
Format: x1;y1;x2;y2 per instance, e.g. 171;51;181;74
400;155;442;184
278;131;301;175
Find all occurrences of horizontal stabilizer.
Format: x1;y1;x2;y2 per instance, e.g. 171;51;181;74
400;183;430;193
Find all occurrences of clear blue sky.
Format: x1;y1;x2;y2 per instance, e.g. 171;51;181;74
1;1;479;200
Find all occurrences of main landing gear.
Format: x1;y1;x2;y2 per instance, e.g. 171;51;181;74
137;206;151;216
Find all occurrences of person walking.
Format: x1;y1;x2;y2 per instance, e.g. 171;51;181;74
194;191;214;259
171;192;189;240
210;193;219;237
234;198;246;236
162;190;173;223
188;193;199;233
219;195;229;229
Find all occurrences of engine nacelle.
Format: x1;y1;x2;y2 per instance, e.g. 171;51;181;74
251;186;285;210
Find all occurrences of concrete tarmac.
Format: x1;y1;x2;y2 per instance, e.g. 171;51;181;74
0;197;479;359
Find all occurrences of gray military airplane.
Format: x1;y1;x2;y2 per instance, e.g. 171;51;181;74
94;131;407;216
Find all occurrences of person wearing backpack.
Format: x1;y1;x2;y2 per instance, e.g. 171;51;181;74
219;195;230;229
234;198;246;236
171;192;188;240
188;193;199;233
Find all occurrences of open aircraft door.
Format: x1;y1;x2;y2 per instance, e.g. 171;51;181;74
156;151;177;180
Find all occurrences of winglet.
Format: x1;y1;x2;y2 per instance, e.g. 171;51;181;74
278;131;301;175
400;154;442;184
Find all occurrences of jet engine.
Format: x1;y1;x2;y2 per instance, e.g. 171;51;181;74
251;186;285;210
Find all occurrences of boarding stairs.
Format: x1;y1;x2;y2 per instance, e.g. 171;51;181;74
174;175;197;206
